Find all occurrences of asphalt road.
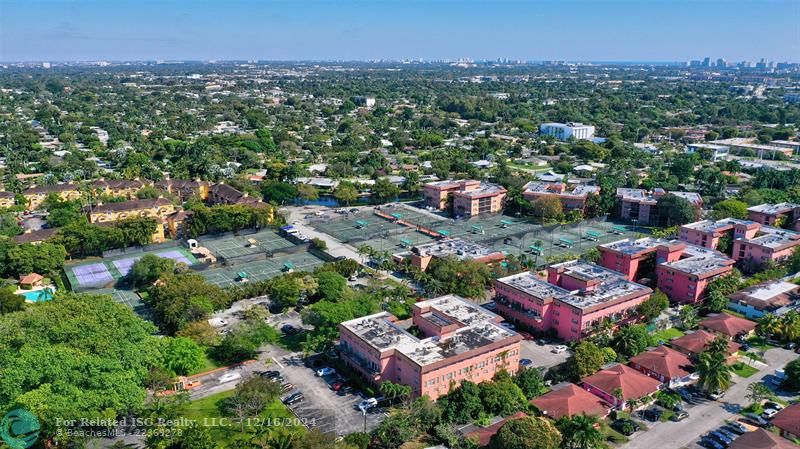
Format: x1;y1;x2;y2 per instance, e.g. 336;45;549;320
623;348;799;449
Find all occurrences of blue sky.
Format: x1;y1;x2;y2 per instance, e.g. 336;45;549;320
1;0;798;62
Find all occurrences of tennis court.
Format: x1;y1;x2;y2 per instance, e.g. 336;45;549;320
65;246;200;290
198;229;295;260
88;288;149;316
200;252;327;287
358;229;438;252
309;211;408;243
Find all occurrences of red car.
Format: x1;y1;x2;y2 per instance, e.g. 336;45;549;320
331;380;347;391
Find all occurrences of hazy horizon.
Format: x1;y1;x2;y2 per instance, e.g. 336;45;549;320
1;0;798;63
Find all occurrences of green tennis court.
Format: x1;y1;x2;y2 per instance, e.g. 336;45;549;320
198;229;295;260
88;288;148;316
309;211;407;242
200;252;326;287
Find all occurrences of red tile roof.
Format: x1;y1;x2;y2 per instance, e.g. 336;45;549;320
670;330;740;355
770;403;800;439
19;273;43;284
629;346;693;381
582;364;661;402
730;428;796;449
700;313;757;338
465;412;528;447
531;383;611;420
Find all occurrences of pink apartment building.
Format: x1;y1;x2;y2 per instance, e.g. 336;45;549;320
422;180;507;217
597;237;735;304
747;203;800;229
616;188;703;225
522;182;600;212
338;295;522;400
679;218;800;267
493;261;652;341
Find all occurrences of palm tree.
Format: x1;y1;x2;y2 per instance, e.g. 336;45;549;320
745;382;772;406
780;311;800;343
706;336;730;356
758;313;781;341
696;350;733;393
559;414;604;449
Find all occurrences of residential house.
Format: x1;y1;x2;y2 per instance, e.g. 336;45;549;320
338;295;522;400
728;280;800;319
770;403;800;441
628;345;695;387
531;383;611;419
209;183;263;206
581;364;662;410
699;313;757;341
729;428;795;449
669;330;740;360
0;191;15;208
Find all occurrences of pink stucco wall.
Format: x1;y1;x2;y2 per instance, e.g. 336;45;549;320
418;343;521;400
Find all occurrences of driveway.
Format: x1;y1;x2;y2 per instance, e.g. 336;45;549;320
622;348;799;449
261;345;385;436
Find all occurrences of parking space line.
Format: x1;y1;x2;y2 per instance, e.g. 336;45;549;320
272;357;284;369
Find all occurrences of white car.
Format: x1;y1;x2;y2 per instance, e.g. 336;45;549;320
551;345;568;354
358;398;378;412
761;408;779;420
218;372;242;384
316;367;336;377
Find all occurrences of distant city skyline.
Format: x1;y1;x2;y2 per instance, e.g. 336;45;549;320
1;0;798;63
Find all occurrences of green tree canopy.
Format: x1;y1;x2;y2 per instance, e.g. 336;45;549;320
487;416;562;449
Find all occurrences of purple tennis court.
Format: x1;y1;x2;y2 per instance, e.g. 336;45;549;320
112;250;196;276
72;262;114;286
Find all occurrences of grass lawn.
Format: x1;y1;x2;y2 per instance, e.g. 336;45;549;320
600;420;629;444
187;350;224;376
745;336;775;351
178;390;303;445
731;362;759;378
651;327;685;343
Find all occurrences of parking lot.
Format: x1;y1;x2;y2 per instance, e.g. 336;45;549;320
261;346;385;436
518;338;572;369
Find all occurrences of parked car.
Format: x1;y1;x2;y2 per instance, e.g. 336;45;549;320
218;372;242;384
537;339;547;346
280;383;294;393
519;358;533;368
260;370;281;379
331;380;346;391
784;342;797;350
482;302;496;311
671;410;689;421
764;401;784;411
709;431;732;446
707;390;725;400
761;408;779;419
316;367;336;377
675;388;694;402
744;413;769;427
281;324;300;335
639;408;662;422
358;398;378;412
283;392;304;406
611;419;640;436
700;437;725;449
726;421;747;434
551;345;568;354
500;322;516;330
739;343;751;352
338;385;354;395
716;428;736;441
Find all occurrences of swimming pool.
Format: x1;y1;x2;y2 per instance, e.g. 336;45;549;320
19;288;55;302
